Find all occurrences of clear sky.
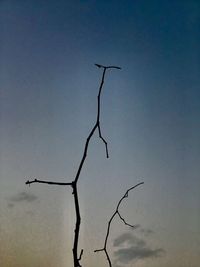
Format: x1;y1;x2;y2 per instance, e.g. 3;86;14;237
0;1;199;267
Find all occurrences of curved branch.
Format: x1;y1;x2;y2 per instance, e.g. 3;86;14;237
94;182;144;267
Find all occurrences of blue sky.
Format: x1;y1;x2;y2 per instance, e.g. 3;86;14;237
0;1;200;267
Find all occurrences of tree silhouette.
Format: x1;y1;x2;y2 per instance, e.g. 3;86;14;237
26;64;143;267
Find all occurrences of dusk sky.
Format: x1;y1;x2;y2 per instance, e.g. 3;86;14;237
0;1;200;267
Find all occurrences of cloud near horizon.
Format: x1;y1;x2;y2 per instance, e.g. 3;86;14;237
113;231;165;265
9;192;38;204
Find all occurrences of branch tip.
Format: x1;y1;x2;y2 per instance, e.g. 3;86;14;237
95;63;121;70
78;249;83;261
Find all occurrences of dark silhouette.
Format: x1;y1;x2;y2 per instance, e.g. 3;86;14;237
26;64;143;267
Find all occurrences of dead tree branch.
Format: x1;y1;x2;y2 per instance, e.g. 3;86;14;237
94;182;144;267
25;64;121;267
26;179;72;186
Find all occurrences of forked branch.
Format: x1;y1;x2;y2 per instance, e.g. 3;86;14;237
94;182;144;267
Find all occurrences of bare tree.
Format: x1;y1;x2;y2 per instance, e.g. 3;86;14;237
26;64;143;267
26;64;122;267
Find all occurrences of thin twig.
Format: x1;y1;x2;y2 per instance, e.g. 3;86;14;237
94;182;144;267
78;249;84;261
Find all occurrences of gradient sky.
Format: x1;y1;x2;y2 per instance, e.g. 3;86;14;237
0;1;200;267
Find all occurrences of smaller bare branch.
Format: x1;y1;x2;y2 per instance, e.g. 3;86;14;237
78;249;83;261
25;179;73;186
94;248;104;253
117;211;134;228
98;125;109;158
94;182;144;267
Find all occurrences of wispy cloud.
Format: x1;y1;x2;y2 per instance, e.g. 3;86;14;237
113;231;165;265
113;232;145;248
9;192;38;203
